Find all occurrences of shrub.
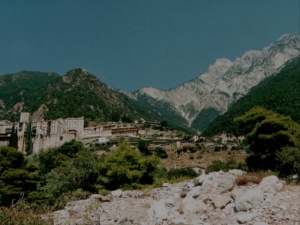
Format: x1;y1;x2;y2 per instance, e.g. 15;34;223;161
235;107;300;171
236;174;261;186
197;153;202;159
167;168;197;180
52;189;90;210
43;150;99;201
97;143;160;190
277;146;300;177
138;140;152;156
0;146;40;206
155;147;168;159
205;160;227;173
205;159;239;174
0;204;53;225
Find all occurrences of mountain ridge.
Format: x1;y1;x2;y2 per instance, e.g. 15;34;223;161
0;34;299;132
134;34;300;130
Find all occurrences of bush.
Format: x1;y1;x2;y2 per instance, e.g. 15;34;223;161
205;160;227;173
236;174;261;186
42;150;99;202
167;168;197;180
138;140;152;156
277;146;300;178
214;145;227;152
97;143;160;190
155;147;168;159
0;204;53;225
235;107;300;171
205;159;240;174
0;146;40;206
52;189;90;210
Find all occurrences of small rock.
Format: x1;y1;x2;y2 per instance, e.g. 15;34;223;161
169;218;189;225
213;195;232;208
90;194;111;202
231;188;244;200
162;182;171;187
228;169;246;176
237;213;255;224
259;175;285;192
180;187;189;198
253;222;268;225
111;189;123;197
235;189;264;211
147;200;168;220
279;204;287;210
193;174;213;186
182;196;207;213
214;173;236;194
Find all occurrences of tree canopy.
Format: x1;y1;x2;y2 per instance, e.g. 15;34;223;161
235;106;300;172
0;146;40;206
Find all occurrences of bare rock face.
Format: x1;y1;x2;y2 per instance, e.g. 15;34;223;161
134;34;300;129
51;172;299;225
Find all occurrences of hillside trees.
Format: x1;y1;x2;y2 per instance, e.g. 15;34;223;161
235;107;300;172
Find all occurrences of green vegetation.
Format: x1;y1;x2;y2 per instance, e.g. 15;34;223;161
154;147;168;159
204;56;300;136
235;106;300;175
0;147;40;206
0;203;53;225
97;143;159;190
167;168;197;179
205;159;247;174
138;139;152;156
0;71;60;122
0;69;192;132
277;146;300;178
1;138;201;219
191;107;221;131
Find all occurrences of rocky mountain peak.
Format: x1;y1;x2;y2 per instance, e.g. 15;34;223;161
134;34;300;131
207;58;233;74
136;87;166;100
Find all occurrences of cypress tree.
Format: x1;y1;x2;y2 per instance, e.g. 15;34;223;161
8;125;18;149
25;121;33;155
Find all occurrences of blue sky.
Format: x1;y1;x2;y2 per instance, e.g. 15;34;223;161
0;0;299;92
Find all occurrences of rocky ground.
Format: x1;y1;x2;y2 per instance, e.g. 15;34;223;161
51;170;300;225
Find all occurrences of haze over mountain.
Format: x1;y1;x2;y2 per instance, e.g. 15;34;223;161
133;34;300;131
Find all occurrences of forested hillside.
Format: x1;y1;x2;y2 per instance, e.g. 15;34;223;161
203;55;300;136
0;68;189;129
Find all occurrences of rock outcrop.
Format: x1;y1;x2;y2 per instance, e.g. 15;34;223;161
51;171;300;225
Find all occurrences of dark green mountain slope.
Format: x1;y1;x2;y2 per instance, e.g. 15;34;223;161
0;68;144;122
0;68;191;131
203;55;300;136
0;71;60;121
